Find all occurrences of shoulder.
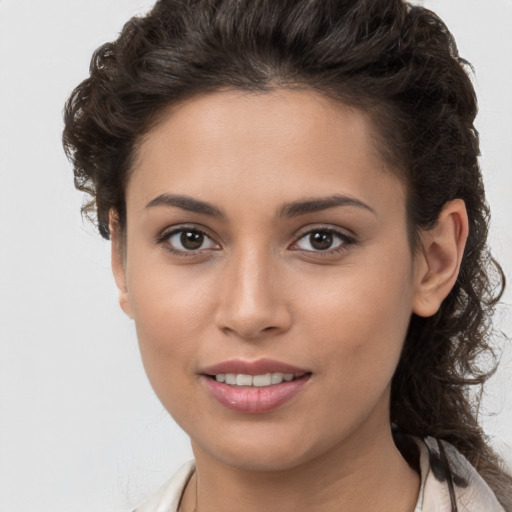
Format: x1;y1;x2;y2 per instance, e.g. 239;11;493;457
133;460;196;512
416;436;506;512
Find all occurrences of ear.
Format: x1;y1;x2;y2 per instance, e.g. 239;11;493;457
412;199;469;318
109;210;132;318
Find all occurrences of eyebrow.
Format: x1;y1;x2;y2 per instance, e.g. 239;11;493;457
145;193;375;218
279;194;375;217
145;193;224;217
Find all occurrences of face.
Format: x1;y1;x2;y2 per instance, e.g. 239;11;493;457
116;89;426;472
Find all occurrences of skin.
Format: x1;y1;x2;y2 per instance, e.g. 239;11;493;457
111;89;468;512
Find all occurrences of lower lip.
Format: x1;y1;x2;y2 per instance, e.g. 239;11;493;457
203;375;311;413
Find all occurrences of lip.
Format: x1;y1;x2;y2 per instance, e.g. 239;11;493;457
200;358;311;414
201;358;309;376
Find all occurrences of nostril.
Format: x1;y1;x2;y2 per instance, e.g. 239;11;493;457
220;323;284;340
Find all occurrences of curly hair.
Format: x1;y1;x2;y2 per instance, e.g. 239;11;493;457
63;0;511;506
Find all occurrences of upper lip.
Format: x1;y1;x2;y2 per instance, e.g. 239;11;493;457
201;358;310;376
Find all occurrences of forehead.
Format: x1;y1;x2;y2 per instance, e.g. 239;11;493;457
128;89;406;217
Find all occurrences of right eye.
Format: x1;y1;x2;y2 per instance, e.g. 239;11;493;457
162;228;220;253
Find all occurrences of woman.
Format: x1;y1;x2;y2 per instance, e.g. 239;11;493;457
62;0;512;510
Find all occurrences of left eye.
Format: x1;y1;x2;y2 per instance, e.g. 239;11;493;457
166;229;219;252
294;229;349;251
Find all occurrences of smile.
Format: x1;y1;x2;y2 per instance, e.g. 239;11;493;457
201;359;312;413
214;372;297;387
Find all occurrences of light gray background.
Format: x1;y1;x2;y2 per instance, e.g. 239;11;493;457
0;1;510;511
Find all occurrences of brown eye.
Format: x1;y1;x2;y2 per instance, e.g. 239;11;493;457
309;231;334;250
180;230;204;250
165;228;219;252
293;229;354;252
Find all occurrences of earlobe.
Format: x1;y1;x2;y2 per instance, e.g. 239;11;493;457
109;210;132;319
412;199;469;318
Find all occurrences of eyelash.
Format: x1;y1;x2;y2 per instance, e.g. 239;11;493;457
156;226;357;257
156;225;219;257
290;228;356;256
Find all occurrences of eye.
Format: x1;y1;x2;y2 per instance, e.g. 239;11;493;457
293;229;354;252
163;228;220;253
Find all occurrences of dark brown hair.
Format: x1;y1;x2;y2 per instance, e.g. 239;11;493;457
63;0;511;506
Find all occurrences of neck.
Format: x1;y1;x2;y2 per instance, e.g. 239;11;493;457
181;426;420;512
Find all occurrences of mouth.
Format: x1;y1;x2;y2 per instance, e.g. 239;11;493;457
209;372;306;387
201;359;312;413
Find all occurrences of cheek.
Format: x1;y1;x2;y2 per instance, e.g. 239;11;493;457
300;251;414;390
125;257;217;396
127;248;215;335
129;279;209;426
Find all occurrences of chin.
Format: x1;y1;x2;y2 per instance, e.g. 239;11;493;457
191;424;338;473
212;446;312;473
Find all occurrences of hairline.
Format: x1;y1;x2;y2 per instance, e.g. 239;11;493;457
117;85;418;252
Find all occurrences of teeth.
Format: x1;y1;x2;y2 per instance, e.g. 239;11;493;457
236;374;253;386
271;373;284;384
215;372;297;387
253;374;272;387
225;374;237;385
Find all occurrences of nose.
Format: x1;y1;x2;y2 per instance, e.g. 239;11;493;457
214;247;292;340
